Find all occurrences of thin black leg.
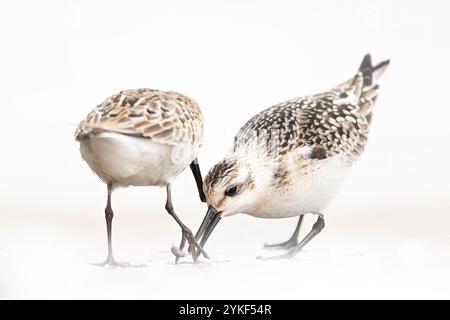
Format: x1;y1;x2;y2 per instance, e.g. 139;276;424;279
264;215;304;250
175;158;205;262
105;183;114;263
165;184;209;263
258;214;325;260
94;184;130;267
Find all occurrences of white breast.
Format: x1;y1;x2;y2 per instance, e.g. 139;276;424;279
79;132;199;187
247;156;353;219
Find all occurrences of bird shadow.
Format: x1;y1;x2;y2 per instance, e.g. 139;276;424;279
166;259;231;266
89;261;150;269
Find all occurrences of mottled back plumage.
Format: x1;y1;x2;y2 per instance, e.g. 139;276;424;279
233;56;389;162
75;88;204;146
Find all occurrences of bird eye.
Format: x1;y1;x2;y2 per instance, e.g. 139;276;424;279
225;185;238;196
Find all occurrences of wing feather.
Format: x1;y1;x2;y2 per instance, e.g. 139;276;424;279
75;89;203;146
233;76;370;161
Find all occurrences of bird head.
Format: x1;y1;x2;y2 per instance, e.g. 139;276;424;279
204;157;257;215
195;156;257;247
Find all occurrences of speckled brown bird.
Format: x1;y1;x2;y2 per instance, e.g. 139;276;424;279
75;88;208;266
190;54;390;260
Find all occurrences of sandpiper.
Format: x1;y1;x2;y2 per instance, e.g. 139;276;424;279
75;88;208;266
189;54;389;260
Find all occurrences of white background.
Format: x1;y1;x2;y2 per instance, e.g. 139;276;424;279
1;0;450;299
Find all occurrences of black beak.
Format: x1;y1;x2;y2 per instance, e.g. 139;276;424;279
195;205;222;247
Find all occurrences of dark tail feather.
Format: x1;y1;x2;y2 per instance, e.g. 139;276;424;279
358;54;390;86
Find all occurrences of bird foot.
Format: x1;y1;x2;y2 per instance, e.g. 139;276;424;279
91;259;130;268
172;229;209;263
263;239;298;251
91;256;146;268
257;247;300;260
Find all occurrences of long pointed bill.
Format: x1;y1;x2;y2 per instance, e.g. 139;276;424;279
195;205;222;247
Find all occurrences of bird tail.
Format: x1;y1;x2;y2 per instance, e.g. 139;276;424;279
358;54;390;87
355;54;390;123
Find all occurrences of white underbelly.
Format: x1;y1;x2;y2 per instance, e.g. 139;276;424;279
247;156;353;219
79;132;199;187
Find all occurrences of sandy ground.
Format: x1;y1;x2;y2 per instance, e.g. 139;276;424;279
1;198;449;299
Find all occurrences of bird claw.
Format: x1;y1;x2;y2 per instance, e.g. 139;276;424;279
91;258;132;268
172;229;209;263
263;239;299;251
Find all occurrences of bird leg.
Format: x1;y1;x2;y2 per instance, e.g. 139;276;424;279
165;184;209;263
94;184;130;268
258;214;325;260
173;159;205;263
264;215;304;250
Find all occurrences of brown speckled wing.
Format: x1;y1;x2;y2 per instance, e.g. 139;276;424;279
298;94;369;160
233;73;374;161
75;89;203;146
